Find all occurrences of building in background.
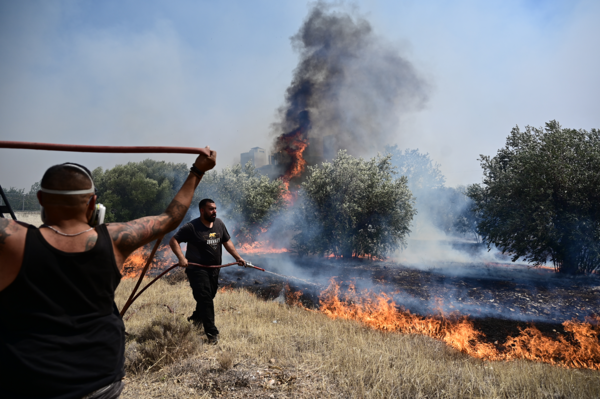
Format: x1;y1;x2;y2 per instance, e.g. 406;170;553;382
240;147;268;168
240;137;338;180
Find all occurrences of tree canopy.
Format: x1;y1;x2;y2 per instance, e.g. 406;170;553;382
196;163;286;244
92;159;285;243
468;121;600;274
1;183;41;212
293;150;416;258
93;160;189;223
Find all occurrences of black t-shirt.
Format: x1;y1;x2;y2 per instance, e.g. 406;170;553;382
173;218;231;266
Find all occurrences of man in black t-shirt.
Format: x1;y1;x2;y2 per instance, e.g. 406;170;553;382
169;198;245;343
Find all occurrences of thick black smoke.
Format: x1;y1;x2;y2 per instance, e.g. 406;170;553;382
272;2;429;170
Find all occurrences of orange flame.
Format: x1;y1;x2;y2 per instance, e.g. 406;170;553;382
280;128;309;185
318;280;600;370
277;128;309;204
121;244;178;279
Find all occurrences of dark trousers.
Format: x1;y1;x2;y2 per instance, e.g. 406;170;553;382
185;266;220;336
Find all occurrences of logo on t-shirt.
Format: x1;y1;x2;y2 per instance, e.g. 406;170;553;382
206;233;220;249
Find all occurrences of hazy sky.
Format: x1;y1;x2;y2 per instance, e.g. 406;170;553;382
1;0;598;190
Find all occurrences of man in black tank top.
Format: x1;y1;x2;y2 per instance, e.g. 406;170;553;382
169;199;246;343
0;148;216;399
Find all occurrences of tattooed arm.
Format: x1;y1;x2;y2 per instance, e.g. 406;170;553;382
0;218;28;291
107;148;216;268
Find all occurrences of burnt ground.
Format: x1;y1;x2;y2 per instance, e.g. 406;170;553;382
212;252;600;347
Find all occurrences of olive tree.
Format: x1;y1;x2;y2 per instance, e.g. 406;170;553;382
468;120;600;274
293;150;416;258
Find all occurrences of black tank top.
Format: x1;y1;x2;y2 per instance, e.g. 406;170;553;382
0;225;125;399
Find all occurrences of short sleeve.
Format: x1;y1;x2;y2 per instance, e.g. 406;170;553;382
173;223;194;243
221;221;231;244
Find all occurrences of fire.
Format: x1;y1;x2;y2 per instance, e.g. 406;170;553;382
318;280;600;370
277;126;310;204
280;128;309;185
122;244;178;279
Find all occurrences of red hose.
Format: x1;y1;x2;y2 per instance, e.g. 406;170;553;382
123;261;265;314
0;141;210;156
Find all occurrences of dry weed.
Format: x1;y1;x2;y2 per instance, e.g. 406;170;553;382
125;314;201;374
217;351;234;371
116;278;600;398
162;267;187;285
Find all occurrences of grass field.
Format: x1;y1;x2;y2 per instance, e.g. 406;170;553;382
116;277;600;398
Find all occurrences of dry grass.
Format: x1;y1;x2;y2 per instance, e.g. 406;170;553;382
116;278;600;398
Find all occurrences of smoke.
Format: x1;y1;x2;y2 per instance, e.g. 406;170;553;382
272;2;429;178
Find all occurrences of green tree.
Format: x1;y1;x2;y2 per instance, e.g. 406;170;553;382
294;150;416;258
468;121;600;274
93;160;188;223
2;183;42;211
196;163;286;244
92;160;285;242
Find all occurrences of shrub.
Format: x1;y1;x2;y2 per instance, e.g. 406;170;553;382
125;315;201;373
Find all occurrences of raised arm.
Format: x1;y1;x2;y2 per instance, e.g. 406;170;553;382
108;148;216;267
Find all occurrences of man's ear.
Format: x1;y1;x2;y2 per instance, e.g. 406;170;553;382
87;195;97;215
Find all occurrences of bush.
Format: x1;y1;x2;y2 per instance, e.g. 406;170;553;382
125;315;201;373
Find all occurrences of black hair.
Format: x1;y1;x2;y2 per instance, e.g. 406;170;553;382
198;198;215;212
41;162;94;190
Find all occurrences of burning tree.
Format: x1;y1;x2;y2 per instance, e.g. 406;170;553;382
469;120;600;274
293;150;415;258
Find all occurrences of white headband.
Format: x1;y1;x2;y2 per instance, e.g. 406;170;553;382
40;164;96;195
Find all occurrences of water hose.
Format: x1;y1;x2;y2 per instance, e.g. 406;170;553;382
0;140;210;156
120;237;164;317
126;261;265;311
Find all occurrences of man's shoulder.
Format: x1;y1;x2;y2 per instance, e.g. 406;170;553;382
182;218;203;229
214;218;227;228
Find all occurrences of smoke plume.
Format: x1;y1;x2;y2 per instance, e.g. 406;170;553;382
272;2;429;182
